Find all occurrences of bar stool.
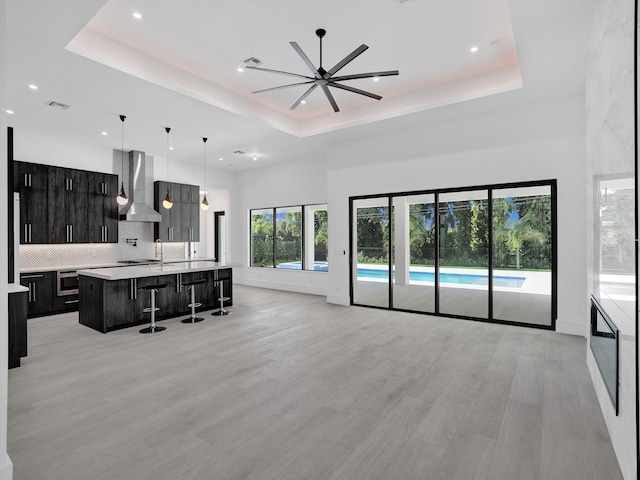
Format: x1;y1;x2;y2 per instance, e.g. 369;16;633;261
212;271;231;317
181;278;206;324
139;283;168;334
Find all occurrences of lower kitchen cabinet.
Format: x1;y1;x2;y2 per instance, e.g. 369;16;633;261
78;268;233;333
8;290;28;369
20;272;56;318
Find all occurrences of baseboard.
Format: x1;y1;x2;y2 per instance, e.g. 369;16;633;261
555;320;587;337
238;278;327;297
0;452;12;480
327;295;350;306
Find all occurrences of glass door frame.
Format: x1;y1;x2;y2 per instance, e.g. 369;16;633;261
349;179;557;330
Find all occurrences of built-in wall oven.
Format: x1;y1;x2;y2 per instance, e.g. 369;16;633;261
57;270;79;296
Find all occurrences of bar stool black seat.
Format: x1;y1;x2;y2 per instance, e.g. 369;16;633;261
181;278;207;324
212;271;231;317
139;283;168;334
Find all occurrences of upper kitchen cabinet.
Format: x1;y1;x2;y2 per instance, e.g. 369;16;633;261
12;161;119;244
14;161;49;243
87;172;119;243
154;181;199;242
14;161;48;191
47;167;89;243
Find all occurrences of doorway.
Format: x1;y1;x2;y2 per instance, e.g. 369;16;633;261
214;211;226;263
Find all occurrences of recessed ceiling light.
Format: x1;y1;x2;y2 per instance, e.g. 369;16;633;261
301;100;306;104
6;110;14;115
133;12;142;19
470;46;479;53
28;84;38;90
169;146;174;151
101;131;108;136
237;67;244;72
253;155;258;161
373;77;379;82
219;157;223;161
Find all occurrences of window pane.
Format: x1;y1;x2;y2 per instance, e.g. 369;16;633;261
392;195;436;313
353;197;390;308
304;204;328;271
250;208;274;267
275;206;302;269
492;186;552;326
438;190;489;318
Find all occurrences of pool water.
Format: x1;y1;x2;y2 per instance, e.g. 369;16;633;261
275;262;525;288
357;268;525;288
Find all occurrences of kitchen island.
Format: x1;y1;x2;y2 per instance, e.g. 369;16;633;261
78;261;232;333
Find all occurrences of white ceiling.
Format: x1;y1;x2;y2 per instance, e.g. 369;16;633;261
3;0;595;171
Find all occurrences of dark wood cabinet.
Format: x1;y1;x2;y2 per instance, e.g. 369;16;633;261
8;291;28;369
79;268;232;333
13;161;119;244
14;161;49;244
154;181;199;242
87;173;118;243
20;271;56;318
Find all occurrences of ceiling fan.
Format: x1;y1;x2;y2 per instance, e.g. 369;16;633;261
246;28;399;113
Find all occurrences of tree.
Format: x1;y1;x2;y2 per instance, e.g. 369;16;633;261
507;211;546;269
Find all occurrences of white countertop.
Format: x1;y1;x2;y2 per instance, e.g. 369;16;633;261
77;261;233;281
8;284;29;294
21;258;216;273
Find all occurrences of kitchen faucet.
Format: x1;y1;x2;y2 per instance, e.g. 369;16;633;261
155;239;163;266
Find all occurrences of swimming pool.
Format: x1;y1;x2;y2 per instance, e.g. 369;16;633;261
276;262;525;288
357;268;525;288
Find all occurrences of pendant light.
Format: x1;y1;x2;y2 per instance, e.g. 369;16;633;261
201;137;210;211
116;115;128;206
162;127;173;209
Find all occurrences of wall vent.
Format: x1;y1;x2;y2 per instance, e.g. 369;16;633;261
243;56;263;67
233;150;246;155
48;101;71;110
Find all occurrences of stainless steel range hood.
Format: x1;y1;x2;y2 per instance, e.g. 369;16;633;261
119;150;162;222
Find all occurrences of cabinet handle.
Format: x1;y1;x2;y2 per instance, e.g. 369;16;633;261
29;224;32;243
24;224;27;242
24;174;28;187
176;274;181;293
64;300;79;305
27;283;32;303
21;274;43;279
70;178;73;191
66;225;69;242
104;226;108;242
70;224;73;242
32;283;36;301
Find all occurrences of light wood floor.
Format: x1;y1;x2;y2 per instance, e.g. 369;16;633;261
8;285;622;480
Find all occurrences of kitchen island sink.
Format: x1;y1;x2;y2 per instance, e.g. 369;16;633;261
77;261;232;333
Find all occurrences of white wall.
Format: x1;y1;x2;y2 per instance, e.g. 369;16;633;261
0;0;13;476
585;0;636;478
326;95;588;337
233;93;589;336
233;155;329;295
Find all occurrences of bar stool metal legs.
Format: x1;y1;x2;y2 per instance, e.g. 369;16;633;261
139;283;168;334
212;278;231;316
181;279;206;323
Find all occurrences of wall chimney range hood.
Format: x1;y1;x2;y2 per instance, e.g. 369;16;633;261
118;150;162;222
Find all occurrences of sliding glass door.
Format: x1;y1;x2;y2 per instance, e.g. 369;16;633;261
350;180;556;328
352;197;390;308
492;186;553;326
392;195;436;313
438;190;489;319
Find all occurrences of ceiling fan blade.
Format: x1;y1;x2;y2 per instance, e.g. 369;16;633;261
329;82;382;100
245;65;314;80
290;42;321;78
252;81;315;94
330;70;399;82
321;85;340;112
326;44;369;78
290;84;319;110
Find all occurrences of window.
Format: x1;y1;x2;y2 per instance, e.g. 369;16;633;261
250;204;328;271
